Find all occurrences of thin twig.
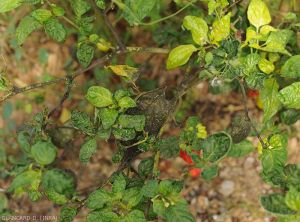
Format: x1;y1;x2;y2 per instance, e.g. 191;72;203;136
238;79;267;148
0;47;169;104
47;76;74;119
103;7;126;51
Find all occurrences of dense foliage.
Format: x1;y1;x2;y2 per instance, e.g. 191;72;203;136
0;0;300;221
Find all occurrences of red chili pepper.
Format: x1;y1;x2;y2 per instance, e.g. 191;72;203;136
179;150;193;164
189;168;201;178
179;150;202;164
247;89;259;98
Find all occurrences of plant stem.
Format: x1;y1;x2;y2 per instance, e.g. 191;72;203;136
238;79;267;148
153;150;160;178
140;3;192;26
62;16;81;30
0;47;169;104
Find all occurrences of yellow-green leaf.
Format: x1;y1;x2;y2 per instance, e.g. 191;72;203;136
260;78;281;122
258;58;274;74
279;82;300;109
166;44;197;70
107;65;138;78
210;12;231;44
260;25;276;35
247;0;271;29
183;15;208;45
86;86;113;108
0;0;21;13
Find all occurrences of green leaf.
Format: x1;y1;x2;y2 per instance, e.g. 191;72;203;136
86;86;114;108
247;0;271;28
122;0;157;25
120;210;146;222
280;109;300;125
77;43;95;67
87;210;118;222
123;188;142;208
97;129;111;141
141;180;158;198
118;114;145;131
114;89;132;102
45;189;68;205
42;168;76;198
28;190;42;201
16;16;42;45
260;193;296;215
201;165;218;180
95;0;105;9
79;137;97;163
285;187;300;211
183;16;208;45
284;164;300;188
258;58;274;74
86;189;112;209
0;0;21;13
59;207;77;222
278;215;300;222
52;5;65;16
227;140;254;158
259;78;281;122
70;0;91;17
153;198;167;219
8;170;41;194
281;55;300;78
31;140;57;165
261;134;287;175
279;82;300;109
165;203;195;222
99;108;118;129
138;157;154;178
207;0;229;15
202;132;232;162
0;193;8;212
166;45;197;70
23;0;41;4
44;18;67;42
156;136;180;159
118;96;136;109
258;30;293;55
210;13;231;44
31;9;52;23
71;110;94;135
112;174;126;193
17;131;31;154
245;71;266;89
112;128;136;141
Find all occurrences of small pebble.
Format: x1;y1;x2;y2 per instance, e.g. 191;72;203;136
219;180;235;197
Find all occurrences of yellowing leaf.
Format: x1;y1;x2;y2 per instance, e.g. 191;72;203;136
210;13;231;44
166;44;197;70
259;78;281;122
96;38;112;52
258;58;274;74
107;65;138;78
183;15;208;45
59;108;71;123
196;123;207;139
260;25;276;35
247;0;271;29
242;27;259;47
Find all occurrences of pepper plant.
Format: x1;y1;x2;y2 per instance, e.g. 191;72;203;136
0;0;300;221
